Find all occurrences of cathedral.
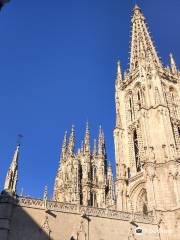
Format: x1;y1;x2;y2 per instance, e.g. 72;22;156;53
0;4;180;240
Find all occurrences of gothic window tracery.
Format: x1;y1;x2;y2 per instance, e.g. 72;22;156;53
136;87;142;111
126;92;135;123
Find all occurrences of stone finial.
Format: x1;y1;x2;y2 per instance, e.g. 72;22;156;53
133;4;141;12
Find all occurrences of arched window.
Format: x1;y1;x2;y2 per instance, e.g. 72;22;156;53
133;130;141;172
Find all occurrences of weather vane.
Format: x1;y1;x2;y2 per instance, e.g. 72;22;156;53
0;0;10;10
17;134;23;146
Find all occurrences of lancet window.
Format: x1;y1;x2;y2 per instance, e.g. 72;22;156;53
133;130;141;172
126;92;135;123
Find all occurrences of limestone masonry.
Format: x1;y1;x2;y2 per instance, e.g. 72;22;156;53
0;5;180;240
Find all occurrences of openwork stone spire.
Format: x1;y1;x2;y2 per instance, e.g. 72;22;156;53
130;4;162;72
4;144;20;194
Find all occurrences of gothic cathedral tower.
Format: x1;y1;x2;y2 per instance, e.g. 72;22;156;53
114;4;180;226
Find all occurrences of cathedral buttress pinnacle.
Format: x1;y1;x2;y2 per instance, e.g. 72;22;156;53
170;53;178;75
4;144;20;194
116;61;122;87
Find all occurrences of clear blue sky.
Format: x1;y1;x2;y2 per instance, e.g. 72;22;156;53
0;0;179;198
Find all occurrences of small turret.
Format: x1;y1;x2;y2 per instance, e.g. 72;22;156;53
3;144;20;195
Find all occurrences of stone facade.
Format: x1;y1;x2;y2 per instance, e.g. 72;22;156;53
0;4;180;240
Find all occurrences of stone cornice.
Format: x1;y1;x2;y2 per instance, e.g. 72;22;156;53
0;195;154;224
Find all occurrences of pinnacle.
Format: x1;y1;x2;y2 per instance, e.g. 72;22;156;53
117;60;121;73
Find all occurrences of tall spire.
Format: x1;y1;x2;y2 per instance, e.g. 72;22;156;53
68;125;75;155
84;122;90;154
169;53;178;74
4;144;20;194
129;5;162;72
